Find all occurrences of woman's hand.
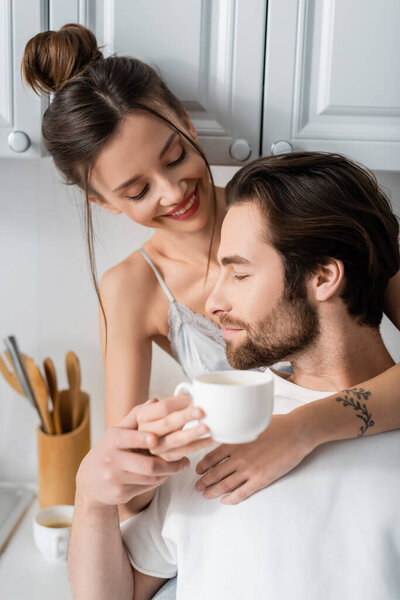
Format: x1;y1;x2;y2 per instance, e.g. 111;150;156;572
195;410;315;505
136;394;216;461
76;399;190;509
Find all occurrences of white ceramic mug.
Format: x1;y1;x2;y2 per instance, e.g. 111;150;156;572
33;504;74;560
174;370;274;444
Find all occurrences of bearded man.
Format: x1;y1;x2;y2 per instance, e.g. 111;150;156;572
71;153;400;600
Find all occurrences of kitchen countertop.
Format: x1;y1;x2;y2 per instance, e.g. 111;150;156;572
0;495;73;599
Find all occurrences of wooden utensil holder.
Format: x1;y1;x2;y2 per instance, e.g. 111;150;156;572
37;392;91;508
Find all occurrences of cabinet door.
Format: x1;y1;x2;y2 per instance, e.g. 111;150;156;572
80;0;266;165
263;0;400;171
0;0;48;158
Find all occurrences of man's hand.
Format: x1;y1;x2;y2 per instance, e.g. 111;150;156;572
136;394;216;461
76;398;190;509
195;412;315;505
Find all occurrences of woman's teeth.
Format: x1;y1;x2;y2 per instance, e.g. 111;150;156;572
168;193;195;216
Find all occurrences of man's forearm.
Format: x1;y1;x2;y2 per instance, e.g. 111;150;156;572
68;491;134;600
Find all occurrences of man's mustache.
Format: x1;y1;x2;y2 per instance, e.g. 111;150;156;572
218;313;249;330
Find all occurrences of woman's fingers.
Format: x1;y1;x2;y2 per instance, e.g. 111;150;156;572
202;473;248;500
195;444;230;474
219;480;260;505
195;457;234;492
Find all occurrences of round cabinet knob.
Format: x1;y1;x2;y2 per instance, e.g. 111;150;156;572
271;140;293;155
8;131;31;153
229;138;252;162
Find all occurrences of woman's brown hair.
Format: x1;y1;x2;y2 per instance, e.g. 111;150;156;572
226;152;400;328
21;23;217;351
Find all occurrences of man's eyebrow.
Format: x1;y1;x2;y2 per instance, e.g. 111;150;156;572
112;132;177;193
220;255;251;266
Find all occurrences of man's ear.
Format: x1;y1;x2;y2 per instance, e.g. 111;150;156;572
88;196;122;215
181;109;198;143
310;259;345;302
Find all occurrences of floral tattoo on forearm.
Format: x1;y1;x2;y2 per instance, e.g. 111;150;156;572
335;387;374;437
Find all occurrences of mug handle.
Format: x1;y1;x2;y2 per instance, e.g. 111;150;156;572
174;382;193;398
174;382;201;432
52;535;65;559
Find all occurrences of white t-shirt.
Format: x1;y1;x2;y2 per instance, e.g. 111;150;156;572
121;370;400;600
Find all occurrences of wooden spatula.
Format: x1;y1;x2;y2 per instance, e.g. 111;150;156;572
66;351;81;431
22;354;54;435
43;358;62;435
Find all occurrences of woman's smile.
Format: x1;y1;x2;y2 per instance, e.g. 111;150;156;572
162;185;200;220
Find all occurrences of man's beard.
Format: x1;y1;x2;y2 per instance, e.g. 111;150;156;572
221;291;320;370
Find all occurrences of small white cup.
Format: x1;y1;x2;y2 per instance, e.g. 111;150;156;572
33;505;74;560
174;370;274;444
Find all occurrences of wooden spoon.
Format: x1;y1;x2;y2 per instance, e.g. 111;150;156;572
43;358;62;435
22;354;54;435
66;351;81;431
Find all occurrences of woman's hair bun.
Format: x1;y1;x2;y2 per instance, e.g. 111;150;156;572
21;23;103;95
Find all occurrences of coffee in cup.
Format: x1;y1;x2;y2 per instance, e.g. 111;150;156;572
33;504;74;560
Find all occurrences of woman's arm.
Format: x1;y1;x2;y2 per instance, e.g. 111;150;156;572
302;361;400;446
99;256;166;520
195;362;400;504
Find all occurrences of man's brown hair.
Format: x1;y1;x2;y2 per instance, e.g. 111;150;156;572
225;152;400;328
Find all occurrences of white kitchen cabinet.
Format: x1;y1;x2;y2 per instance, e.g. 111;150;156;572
263;0;400;171
82;0;267;165
30;0;267;166
0;0;48;158
4;0;400;169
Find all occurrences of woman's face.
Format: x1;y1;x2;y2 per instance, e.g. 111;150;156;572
89;110;211;232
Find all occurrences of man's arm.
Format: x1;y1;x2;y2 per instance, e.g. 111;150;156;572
68;393;211;598
68;492;166;600
67;401;191;600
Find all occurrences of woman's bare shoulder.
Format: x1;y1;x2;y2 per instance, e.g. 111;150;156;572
100;250;155;297
99;250;168;336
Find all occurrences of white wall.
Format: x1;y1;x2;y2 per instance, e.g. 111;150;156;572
0;159;399;482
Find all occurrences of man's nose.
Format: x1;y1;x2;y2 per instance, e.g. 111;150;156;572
206;276;231;317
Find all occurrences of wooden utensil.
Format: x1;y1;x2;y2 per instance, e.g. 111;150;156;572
43;358;62;435
2;347;55;435
3;337;48;433
22;354;54;435
0;351;24;395
66;351;81;430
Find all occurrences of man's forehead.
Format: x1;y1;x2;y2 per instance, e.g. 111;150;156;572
219;203;266;263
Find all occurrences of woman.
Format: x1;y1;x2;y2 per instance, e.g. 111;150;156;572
22;22;400;524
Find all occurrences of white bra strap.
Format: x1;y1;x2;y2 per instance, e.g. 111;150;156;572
139;248;175;303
